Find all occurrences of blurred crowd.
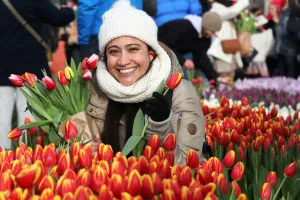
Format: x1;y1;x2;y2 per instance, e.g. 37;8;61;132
1;0;300;144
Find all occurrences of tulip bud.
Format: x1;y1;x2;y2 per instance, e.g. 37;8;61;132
151;173;163;194
179;166;192;186
9;74;24;87
81;57;88;70
197;168;213;185
148;134;160;152
8;128;23;140
61;179;78;195
238;193;248;200
166;151;175;166
57;153;72;175
91;165;109;192
157;159;171;179
24;117;38;136
64;67;74;80
0;172;13;192
166;72;182;89
143;145;154;161
217;173;228;195
101;145;113;163
111;174;126;198
35;136;44;146
223;150;236;168
224;117;236;129
77;169;92;187
163;189;176;200
86;54;99;70
201;183;216;197
163;133;176;151
43;145;56;167
141;174;155;199
81;69;92;81
121;192;134;200
42;76;56;91
38;175;54;193
63;192;74;200
266;171;277;188
179;186;192;200
242;97;248;106
111;159;125;177
186;149;199;169
283;162;297;178
98;185;113;199
64;120;77;142
22;72;37;87
139;156;149;175
260;183;271;200
230;181;241;197
127;169;142;196
9;188;29;200
193;187;203;200
57;71;69;85
155;147;166;161
78;148;92;169
231;162;244;181
15;163;41;188
74;186;89;200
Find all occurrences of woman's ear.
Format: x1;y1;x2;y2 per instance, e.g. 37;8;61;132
149;51;156;62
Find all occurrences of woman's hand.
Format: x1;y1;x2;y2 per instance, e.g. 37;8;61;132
145;92;171;122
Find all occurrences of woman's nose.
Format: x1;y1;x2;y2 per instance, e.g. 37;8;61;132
117;52;131;66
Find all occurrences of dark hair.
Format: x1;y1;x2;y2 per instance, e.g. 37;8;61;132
213;0;232;7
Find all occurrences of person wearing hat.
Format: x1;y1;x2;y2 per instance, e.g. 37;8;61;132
158;11;232;85
59;0;206;164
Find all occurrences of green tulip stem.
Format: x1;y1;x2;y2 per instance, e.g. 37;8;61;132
141;120;149;138
272;176;287;200
34;86;48;102
229;181;236;200
163;88;170;96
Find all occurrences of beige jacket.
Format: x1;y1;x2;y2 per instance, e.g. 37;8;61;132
60;43;205;164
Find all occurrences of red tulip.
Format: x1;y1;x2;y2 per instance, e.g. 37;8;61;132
8;128;23;140
86;54;99;70
186;149;199;169
43;145;56;167
179;166;192;186
224;117;236;129
57;71;69;85
100;145;113;163
223;150;236;168
98;185;114;199
61;179;78;195
197;168;213;185
22;72;37;87
266;171;277;188
11;160;22;175
120;192;134;200
0;172;13;192
82;69;92;81
81;57;88;70
77;169;92;187
147;134;160;153
192;187;203;200
260;183;271;200
9;188;29;200
230;181;241;197
151;173;163;194
63;192;74;200
38;175;54;193
271;106;278;117
142;145;154;161
111;159;125;177
91;165;109;192
155;147;166;161
201;183;216;197
24;117;38;136
283;162;297;178
33;144;43;162
141;174;155;199
64;120;77;142
78;148;92;169
231;162;244;181
242;97;248;106
42;76;56;90
111;174;126;198
157;159;171;179
127;169;142;196
166;151;175;166
9;74;24;87
217;173;228;195
149;161;158;174
162;189;176;200
166;72;182;89
139;156;149;175
163;133;176;151
15;163;41;188
74;186;89;200
179;186;192;200
57;153;72;175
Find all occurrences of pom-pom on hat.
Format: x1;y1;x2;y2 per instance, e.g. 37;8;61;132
99;0;161;56
202;12;222;32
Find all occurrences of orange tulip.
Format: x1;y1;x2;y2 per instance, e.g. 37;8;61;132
223;150;236;168
237;193;248;200
147;134;160;153
8;128;23;140
260;183;271;200
38;175;54;193
283;162;297;178
166;72;182;89
22;72;37;87
163;133;176;151
186;149;200;169
64;120;77;142
266;171;277;187
141;174;155;199
231;162;244;181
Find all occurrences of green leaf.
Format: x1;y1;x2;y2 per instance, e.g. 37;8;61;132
52;112;63;128
49;128;63;146
156;79;166;93
132;109;145;136
18;120;51;129
20;88;53;120
122;135;143;156
136;137;146;157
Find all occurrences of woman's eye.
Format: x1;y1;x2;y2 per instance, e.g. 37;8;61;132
109;50;119;55
129;48;139;52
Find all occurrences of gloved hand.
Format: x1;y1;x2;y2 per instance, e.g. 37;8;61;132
145;92;171;122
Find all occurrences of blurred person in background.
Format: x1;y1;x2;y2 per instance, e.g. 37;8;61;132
77;0;143;59
0;0;74;149
207;0;249;80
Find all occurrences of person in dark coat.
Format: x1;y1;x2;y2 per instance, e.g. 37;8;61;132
0;0;74;149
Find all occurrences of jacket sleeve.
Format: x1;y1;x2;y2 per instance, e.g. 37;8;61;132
189;0;202;16
77;0;102;45
36;0;75;27
212;0;249;21
172;80;206;165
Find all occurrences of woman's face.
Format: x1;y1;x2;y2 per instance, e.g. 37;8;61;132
106;37;155;86
269;5;279;16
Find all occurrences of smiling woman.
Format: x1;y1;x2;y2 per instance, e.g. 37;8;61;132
60;0;206;165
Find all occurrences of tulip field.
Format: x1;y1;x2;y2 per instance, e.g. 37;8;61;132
4;56;300;199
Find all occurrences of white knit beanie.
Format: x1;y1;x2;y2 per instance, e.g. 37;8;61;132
99;0;161;56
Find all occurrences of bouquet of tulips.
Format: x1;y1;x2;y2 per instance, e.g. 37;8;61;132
8;54;99;148
235;10;261;34
203;96;300;199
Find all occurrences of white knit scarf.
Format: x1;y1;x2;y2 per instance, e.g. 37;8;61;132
96;46;171;103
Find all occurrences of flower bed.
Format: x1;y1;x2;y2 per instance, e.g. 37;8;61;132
2;96;299;199
205;77;300;109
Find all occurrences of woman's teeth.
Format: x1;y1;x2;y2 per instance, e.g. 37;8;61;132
119;67;136;74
